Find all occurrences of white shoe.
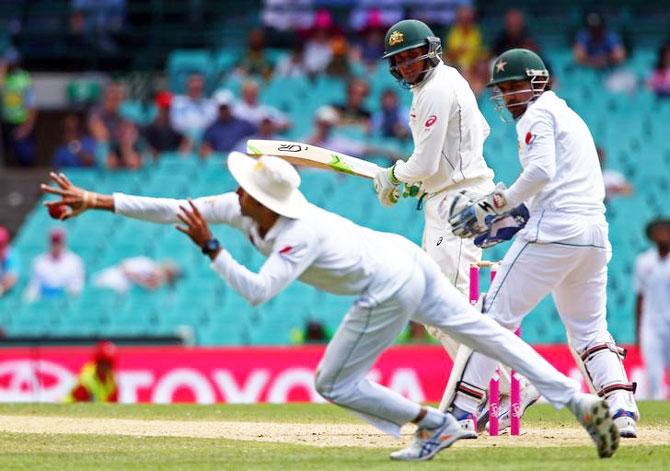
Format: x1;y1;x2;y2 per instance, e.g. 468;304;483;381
486;383;541;433
613;409;638;438
569;393;620;458
458;416;478;439
390;414;463;461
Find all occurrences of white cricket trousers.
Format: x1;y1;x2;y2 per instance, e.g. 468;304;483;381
456;224;638;415
641;318;670;399
314;251;579;436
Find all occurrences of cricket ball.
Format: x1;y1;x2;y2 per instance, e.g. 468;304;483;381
48;205;67;220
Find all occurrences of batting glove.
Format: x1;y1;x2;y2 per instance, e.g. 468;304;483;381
449;183;511;238
374;165;401;207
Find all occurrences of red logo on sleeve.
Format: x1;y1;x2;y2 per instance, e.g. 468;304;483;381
279;246;293;255
424;115;437;127
525;132;535;145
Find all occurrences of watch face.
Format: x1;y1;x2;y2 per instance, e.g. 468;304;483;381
203;239;220;254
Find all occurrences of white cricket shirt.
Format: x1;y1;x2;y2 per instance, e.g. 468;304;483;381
393;62;494;193
508;91;608;242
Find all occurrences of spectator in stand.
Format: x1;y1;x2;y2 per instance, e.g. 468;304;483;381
493;9;539;57
444;5;486;74
0;226;19;298
201;90;257;158
0;48;37;166
236;28;274;81
597;146;633;200
326;36;353;78
331;77;372;130
66;340;118;403
235;110;281;153
573;12;626;69
371;88;410;140
305;106;399;164
88;82;126;155
52;114;97;168
170;73;217;148
261;0;314;32
408;0;469;27
142;91;186;159
304;10;337;74
92;256;181;295
233;79;290;131
349;2;402;32
635;218;670;399
24;228;84;303
648;42;670;98
106;119;144;169
275;39;308;78
353;10;388;67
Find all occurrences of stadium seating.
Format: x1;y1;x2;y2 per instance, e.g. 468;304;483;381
6;42;669;347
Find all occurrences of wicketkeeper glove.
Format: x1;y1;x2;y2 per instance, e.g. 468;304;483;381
449;183;511;238
473;204;530;248
373;165;401;207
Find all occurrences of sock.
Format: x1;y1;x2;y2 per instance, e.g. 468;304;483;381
416;407;446;429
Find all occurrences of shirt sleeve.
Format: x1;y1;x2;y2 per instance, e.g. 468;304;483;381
113;192;251;231
210;223;319;306
504;110;556;208
393;88;451;183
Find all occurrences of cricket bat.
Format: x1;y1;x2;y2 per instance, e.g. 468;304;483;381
246;139;382;179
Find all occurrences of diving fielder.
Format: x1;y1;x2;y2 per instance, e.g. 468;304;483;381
448;48;639;438
373;19;525;434
42;153;618;460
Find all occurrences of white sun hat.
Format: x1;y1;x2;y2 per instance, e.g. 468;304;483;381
227;151;310;219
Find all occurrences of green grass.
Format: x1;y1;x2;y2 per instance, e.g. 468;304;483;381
0;402;668;470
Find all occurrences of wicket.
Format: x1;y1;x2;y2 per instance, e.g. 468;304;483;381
469;261;521;436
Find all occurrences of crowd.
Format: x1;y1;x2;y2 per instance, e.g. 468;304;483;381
1;6;668;172
0;5;667;393
0;226;180;304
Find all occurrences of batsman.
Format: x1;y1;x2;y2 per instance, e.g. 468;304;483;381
374;19;533;435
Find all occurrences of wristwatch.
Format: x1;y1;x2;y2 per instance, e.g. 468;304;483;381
201;238;221;256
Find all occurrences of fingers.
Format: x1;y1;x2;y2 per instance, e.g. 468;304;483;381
187;199;203;219
174;224;190;235
176;210;195;228
40;183;67;196
48;172;70;189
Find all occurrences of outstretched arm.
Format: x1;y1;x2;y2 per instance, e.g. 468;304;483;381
177;201;318;306
41;172;249;228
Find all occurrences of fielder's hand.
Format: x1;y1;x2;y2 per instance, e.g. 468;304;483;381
175;199;214;248
373;165;401;207
41;172;98;220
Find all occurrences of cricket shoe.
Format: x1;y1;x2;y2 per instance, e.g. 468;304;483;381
389;414;464;461
612;409;637;438
569;392;620;458
485;383;541;433
450;405;478;439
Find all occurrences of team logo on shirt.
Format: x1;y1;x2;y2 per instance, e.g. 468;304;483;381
519;131;536;151
278;242;308;262
425;115;437;127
